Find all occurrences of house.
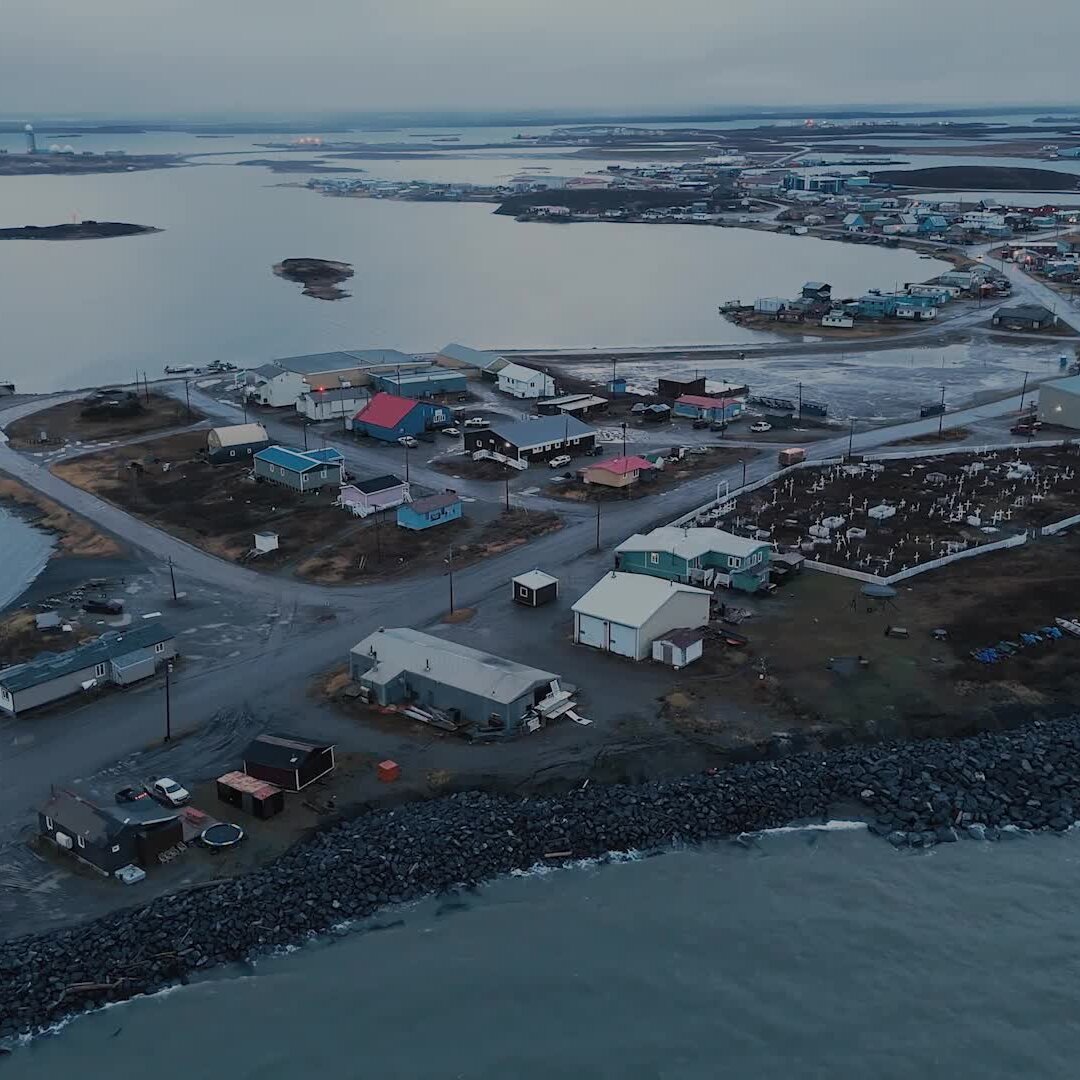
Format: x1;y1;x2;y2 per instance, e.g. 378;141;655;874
396;492;463;531
297;386;369;422
801;281;832;302
536;393;610;418
350;392;450;442
253;446;345;492
652;628;705;669
243;732;336;791
349;627;561;736
512;570;559;607
247;349;424;407
992;303;1058;331
895;300;936;321
673;394;743;422
843;213;867;232
614;526;772;593
207;423;271;464
216;772;285;819
821;311;855;329
1037;375;1080;429
582;455;654;489
854;294;898;319
497;363;555;399
436;342;509;378
39;788;182;876
754;298;787;317
464;415;596;463
372;368;468;398
571;572;711;661
657;374;707;399
0;624;177;718
337;474;410;516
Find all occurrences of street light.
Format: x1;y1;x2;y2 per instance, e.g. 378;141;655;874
164;660;173;743
446;546;455;613
404;442;411;483
938;384;946;435
739;458;747;489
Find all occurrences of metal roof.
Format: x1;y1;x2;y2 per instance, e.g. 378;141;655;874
0;624;174;694
209;423;269;447
351;474;405;494
110;647;155;671
351;627;557;705
489;414;594;450
512;570;558;590
274;349;418;375
616;526;769;562
1043;375;1080;395
497;362;547;383
244;732;336;770
676;394;738;409
438;342;506;369
656;627;705;648
254;446;343;472
40;788;177;845
587;455;653;476
572;572;710;629
353;392;421;429
247;363;286;380
376;368;464;387
408;493;461;514
299;387;369;403
803;281;830;290
995;303;1054;320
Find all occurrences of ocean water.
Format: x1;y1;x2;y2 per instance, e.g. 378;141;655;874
0;142;947;392
12;827;1080;1078
0;505;54;610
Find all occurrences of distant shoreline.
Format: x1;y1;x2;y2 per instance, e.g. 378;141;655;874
0;221;160;241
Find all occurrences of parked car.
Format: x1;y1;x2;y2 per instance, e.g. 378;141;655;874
584;445;604;456
150;778;190;807
83;597;124;615
441;426;461;437
463;417;489;428
548;455;572;469
1011;421;1041;435
692;418;709;429
709;421;727;432
748;421;773;433
115;786;150;804
631;403;647;414
397;436;419;448
687;446;709;456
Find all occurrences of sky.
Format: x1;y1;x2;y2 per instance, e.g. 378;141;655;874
4;0;1080;118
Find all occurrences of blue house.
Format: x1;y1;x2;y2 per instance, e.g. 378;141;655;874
615;526;771;594
396;493;463;531
843;213;867;232
253;446;345;492
349;392;449;442
855;294;898;318
673;395;744;422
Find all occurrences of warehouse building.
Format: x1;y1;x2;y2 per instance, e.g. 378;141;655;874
436;342;509;377
1038;375;1080;430
0;624;177;718
657;373;707;399
296;386;370;422
372;367;468;398
992;303;1058;331
206;423;270;464
349;392;451;442
571;572;711;661
463;414;596;463
349;627;561;736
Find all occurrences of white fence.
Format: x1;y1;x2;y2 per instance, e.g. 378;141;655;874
1041;511;1080;537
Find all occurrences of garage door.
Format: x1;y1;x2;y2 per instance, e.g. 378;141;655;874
608;622;637;659
577;614;607;650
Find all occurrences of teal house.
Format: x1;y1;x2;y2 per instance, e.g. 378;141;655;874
614;526;771;593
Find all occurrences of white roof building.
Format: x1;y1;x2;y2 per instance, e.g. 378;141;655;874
571;572;711;661
615;526;766;562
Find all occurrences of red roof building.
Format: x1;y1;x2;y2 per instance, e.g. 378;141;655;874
350;392;448;442
583;455;654;489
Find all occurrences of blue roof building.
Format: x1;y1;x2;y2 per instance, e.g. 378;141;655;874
372;368;468;397
253;446;345;492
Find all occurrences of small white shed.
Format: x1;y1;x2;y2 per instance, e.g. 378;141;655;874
652;628;705;669
254;531;279;554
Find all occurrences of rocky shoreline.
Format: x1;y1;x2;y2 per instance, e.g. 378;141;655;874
4;715;1080;1041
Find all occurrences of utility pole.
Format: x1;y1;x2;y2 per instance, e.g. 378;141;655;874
739;457;747;489
447;546;455;614
847;417;855;459
1019;371;1029;413
595;498;601;552
504;475;510;511
621;421;627;460
168;556;177;601
938;384;946;435
242;395;248;423
184;378;192;423
164;661;173;743
797;381;803;423
404;443;410;483
373;510;382;561
302;422;309;451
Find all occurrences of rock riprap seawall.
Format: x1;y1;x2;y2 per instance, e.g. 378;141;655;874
4;716;1080;1040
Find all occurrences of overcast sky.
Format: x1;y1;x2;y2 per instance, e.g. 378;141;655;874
4;0;1079;118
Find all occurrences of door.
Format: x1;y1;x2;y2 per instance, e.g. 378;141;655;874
661;643;674;665
608;622;637;659
576;614;607;649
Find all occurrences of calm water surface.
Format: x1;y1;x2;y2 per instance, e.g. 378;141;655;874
12;828;1080;1079
0;506;54;610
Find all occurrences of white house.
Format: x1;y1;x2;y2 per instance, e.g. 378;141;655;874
571;572;711;661
821;311;854;329
297;386;370;422
497;363;556;400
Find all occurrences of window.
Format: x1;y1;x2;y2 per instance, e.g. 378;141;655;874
229;449;236;458
154;642;165;654
44;816;52;830
94;663;107;678
728;556;742;569
518;586;529;598
649;553;660;565
76;836;85;849
111;845;121;853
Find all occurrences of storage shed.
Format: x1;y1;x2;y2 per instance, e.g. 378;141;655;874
571;572;712;661
657;374;706;399
242;733;336;791
512;570;559;607
207;423;271;464
216;771;285;819
651;628;705;669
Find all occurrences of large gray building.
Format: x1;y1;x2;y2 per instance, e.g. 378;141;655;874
1038;374;1080;430
0;624;177;718
349;627;560;736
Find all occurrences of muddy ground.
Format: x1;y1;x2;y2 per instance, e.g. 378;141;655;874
295;508;562;583
5;392;202;447
0;610;97;667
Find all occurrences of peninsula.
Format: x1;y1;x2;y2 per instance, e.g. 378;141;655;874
272;257;354;300
0;220;159;241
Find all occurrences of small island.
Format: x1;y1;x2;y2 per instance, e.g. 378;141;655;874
272;257;354;300
0;220;159;241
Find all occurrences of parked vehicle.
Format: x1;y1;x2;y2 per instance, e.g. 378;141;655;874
548;455;572;469
584;445;604;456
777;447;807;467
115;786;150;804
463;417;489;428
692;418;709;429
749;421;773;433
441;426;461;437
83;597;124;615
1011;421;1041;435
709;420;727;432
397;436;419;448
150;778;190;807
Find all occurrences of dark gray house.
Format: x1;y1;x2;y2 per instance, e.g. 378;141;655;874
992;303;1057;330
463;415;595;464
39;788;182;875
207;423;271;464
0;624;177;718
350;627;560;736
243;733;336;791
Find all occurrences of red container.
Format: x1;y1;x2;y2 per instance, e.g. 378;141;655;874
377;760;400;783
